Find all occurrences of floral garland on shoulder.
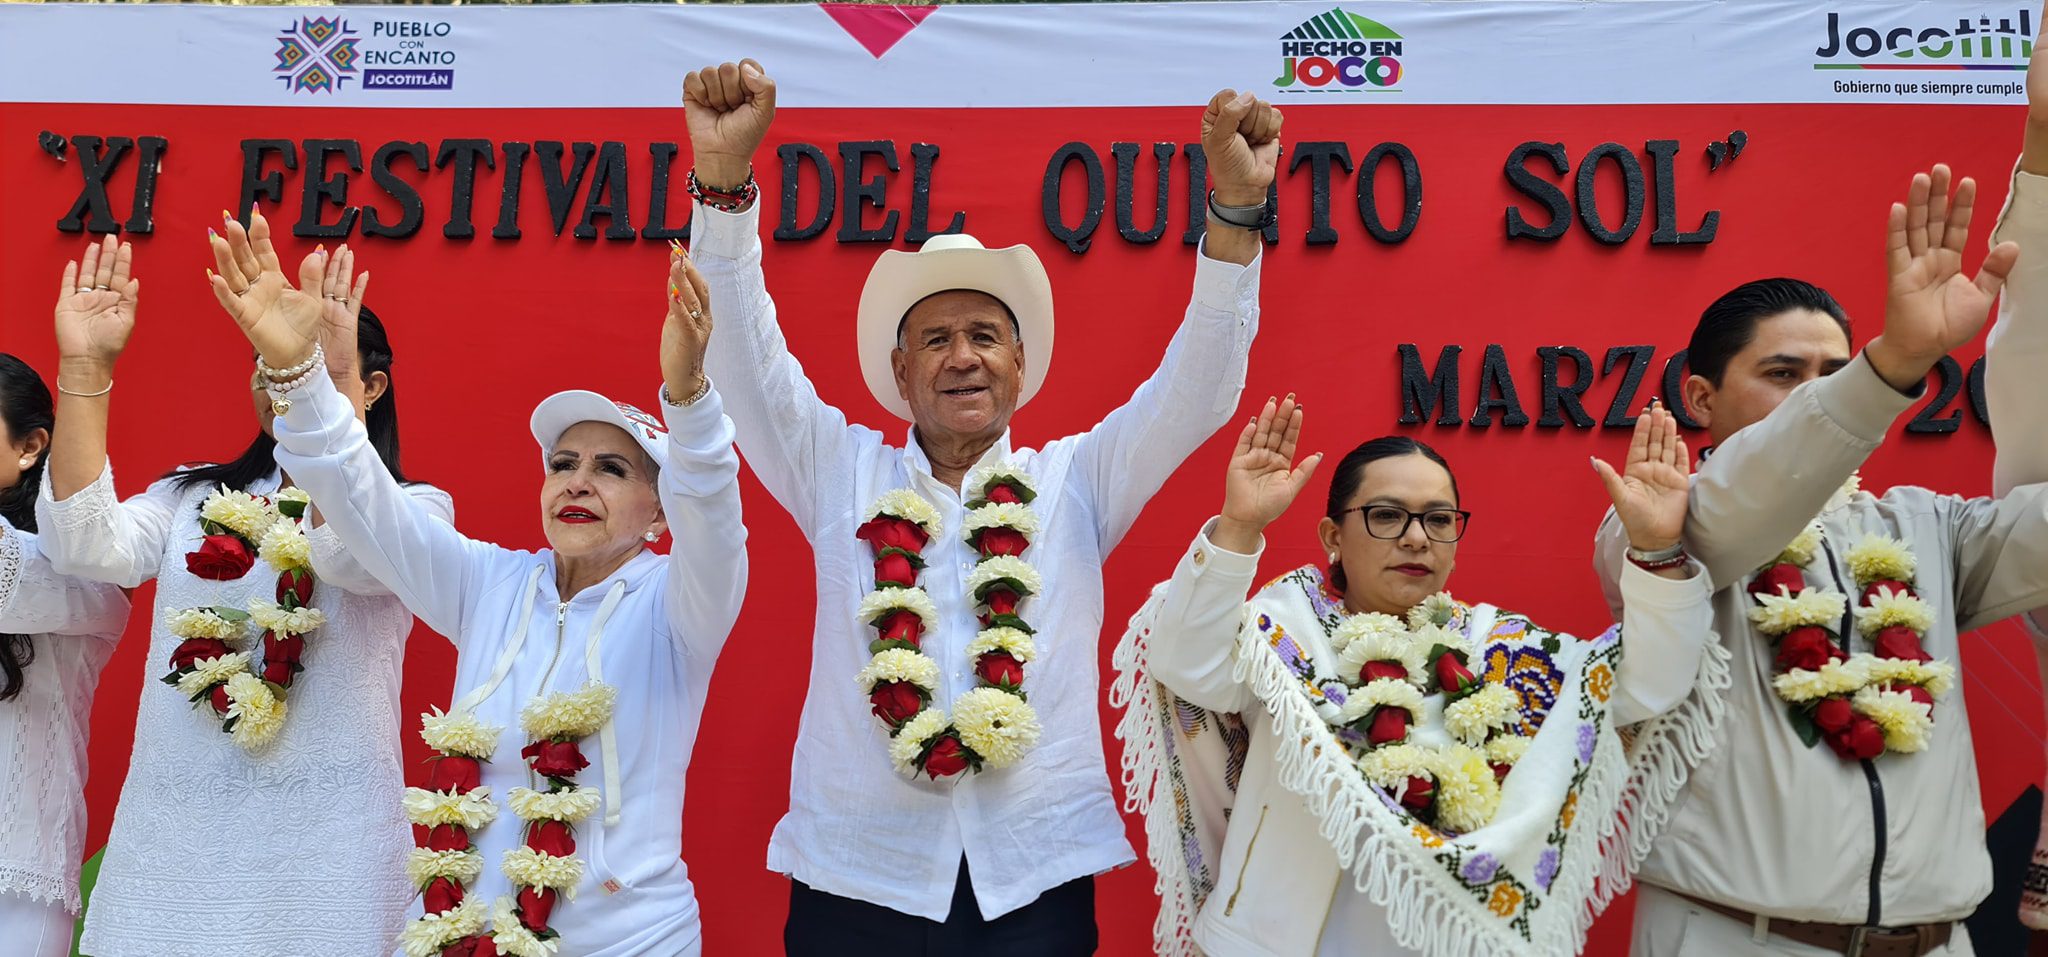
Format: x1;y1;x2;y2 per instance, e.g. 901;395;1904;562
1745;476;1955;762
855;463;1043;780
1324;593;1531;833
158;485;323;751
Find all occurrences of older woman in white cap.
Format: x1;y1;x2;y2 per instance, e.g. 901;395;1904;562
207;224;745;957
681;58;1276;953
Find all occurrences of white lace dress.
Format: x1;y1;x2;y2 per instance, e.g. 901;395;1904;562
36;465;452;957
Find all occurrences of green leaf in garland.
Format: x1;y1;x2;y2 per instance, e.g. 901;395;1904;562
982;613;1035;634
1786;703;1822;749
210;605;252;623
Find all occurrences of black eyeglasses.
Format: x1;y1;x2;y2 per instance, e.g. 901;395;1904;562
1337;505;1471;543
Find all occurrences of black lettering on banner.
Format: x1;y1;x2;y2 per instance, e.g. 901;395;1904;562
1967;356;1990;426
1043;141;1105;254
362;141;428;239
1601;345;1653;427
1398;344;1462;426
1537;345;1595;427
435;139;495;240
493;142;531;240
239;139;297;225
574;141;634;240
906;142;966;243
57;135;134;234
641;142;690;242
124;136;167;235
838;140;900;243
1575;142;1645;245
1112;142;1175;245
1505;142;1571;242
294;139;362;239
533;141;596;237
1645;139;1719;245
1904;355;1965;433
775;142;835;242
1659;349;1703;429
1469;344;1530;427
1357;142;1421;244
1181;143;1207;246
1289;141;1352;245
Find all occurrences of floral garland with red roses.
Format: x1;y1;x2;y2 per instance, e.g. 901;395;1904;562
855;464;1044;780
1747;488;1955;762
158;485;323;751
397;684;615;957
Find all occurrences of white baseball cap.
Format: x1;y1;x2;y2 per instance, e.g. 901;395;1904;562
529;390;669;470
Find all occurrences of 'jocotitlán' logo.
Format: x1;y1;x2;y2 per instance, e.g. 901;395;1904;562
1272;8;1404;92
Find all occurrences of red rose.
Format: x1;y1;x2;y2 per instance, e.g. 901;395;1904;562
441;936;498;957
422;877;464;915
976;652;1025;689
1774;626;1843;673
1491;763;1512;782
856;517;931;555
170;637;233;670
1748;563;1806;600
974;527;1030;558
419;824;469;852
1812;696;1854;733
186;534;256;581
527;819;576;857
1359;661;1409;684
1399;775;1435;812
208;684;233;715
1825;715;1886;761
277;570;315;607
868;681;924;725
259;632;305;685
426;755;482;794
1871;625;1932;663
985;484;1023;505
1366;707;1410;746
516;886;557;932
874;552;919;588
877;610;925;648
1862;579;1915;603
521;740;588;779
1433;653;1477;696
922;735;970;778
984;588;1021;618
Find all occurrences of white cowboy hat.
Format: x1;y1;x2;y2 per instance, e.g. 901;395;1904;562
530;390;670;471
855;233;1054;423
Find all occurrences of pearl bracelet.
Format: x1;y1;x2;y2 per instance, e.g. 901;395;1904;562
256;344;322;382
662;375;712;408
261;343;325;415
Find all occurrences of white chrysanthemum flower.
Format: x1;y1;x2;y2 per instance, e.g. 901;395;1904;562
398;895;490;957
1334;677;1426;728
888;709;950;776
165;607;242;642
247;598;326;636
965;462;1036;503
965;626;1037;664
405;847;485;886
1825;473;1863;514
501;846;584;894
420;707;504;759
1854;589;1935;637
174;653;252;697
1432;744;1504;833
224;671;286;749
856;648;941;693
259;517;313;573
1865;658;1956;697
1408;623;1468;660
1777;523;1825;568
507;786;602;824
274;486;312;507
1443;683;1521;746
200;485;276;538
490;896;559;957
1771;657;1871;703
863;488;942;538
1484;734;1533;766
1844;534;1916;587
404;786;500;830
1329;612;1404;655
1356;743;1438;789
856;586;941;633
1406;592;1460;631
952;687;1040;769
1853;685;1934;753
521;683;617;742
962;501;1040;539
1748;588;1847;636
1333;618;1426;686
965;555;1042;598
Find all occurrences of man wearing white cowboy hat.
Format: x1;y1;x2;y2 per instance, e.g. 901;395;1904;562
680;58;1278;954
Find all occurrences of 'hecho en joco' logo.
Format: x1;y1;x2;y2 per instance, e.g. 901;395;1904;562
1273;8;1404;91
274;17;360;94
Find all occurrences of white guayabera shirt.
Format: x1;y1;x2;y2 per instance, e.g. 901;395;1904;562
695;200;1262;920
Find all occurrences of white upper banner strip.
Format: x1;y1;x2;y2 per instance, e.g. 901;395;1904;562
0;1;2029;109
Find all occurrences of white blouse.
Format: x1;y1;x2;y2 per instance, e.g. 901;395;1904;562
0;520;128;914
37;462;451;957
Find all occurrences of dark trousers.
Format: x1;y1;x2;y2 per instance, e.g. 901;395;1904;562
785;858;1097;956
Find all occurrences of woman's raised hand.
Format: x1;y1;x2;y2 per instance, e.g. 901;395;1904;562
1217;394;1322;545
661;244;714;402
54;235;140;373
1591;402;1691;552
206;210;325;372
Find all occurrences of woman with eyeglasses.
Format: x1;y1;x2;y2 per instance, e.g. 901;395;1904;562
1111;397;1724;957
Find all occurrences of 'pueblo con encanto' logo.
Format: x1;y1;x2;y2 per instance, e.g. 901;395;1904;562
273;16;457;94
1815;8;2033;69
1272;8;1404;91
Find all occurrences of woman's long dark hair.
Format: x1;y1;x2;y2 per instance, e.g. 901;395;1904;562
167;305;412;492
0;354;55;701
1323;436;1458;593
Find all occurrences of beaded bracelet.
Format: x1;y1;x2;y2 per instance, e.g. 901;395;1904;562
1625;543;1691;572
687;168;759;213
261;342;326;399
256;344;322;382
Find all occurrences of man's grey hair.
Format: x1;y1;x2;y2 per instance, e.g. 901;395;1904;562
895;289;1022;349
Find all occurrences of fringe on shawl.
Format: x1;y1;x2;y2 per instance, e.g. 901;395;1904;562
1110;585;1207;957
